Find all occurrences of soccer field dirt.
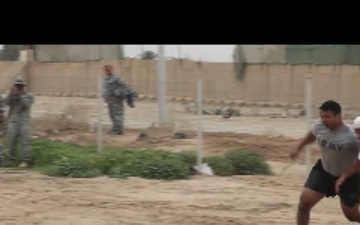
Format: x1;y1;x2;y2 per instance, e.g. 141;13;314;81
0;97;352;225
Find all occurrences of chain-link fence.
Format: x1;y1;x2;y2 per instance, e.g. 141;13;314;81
1;59;359;154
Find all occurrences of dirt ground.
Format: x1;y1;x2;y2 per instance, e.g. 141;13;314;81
0;98;352;225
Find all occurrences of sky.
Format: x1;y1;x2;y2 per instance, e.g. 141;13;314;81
123;45;235;62
0;45;236;63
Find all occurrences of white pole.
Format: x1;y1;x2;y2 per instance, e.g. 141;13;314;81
305;76;312;174
157;45;166;126
197;76;203;167
97;75;103;153
178;45;182;59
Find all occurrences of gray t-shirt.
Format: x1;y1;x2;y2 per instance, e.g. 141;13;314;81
312;121;359;177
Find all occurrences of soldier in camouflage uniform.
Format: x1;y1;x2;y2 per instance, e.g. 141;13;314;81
102;64;130;135
0;95;6;166
5;78;34;167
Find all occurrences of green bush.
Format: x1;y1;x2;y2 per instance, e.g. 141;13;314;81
140;156;190;180
177;150;197;165
107;150;190;180
97;148;139;173
108;157;145;178
224;149;273;175
26;139;273;180
50;155;103;178
204;156;235;176
30;139;191;180
30;139;94;166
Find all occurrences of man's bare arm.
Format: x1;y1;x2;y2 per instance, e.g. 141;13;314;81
290;131;316;160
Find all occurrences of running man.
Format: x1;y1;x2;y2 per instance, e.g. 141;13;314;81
290;100;360;224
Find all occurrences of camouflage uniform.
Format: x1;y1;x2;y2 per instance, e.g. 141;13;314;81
103;73;129;134
0;95;5;165
5;79;34;163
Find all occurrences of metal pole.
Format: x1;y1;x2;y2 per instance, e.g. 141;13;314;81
178;45;182;59
197;75;203;167
96;75;103;153
157;45;166;126
305;76;312;174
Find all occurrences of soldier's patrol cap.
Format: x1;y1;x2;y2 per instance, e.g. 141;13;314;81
14;78;26;86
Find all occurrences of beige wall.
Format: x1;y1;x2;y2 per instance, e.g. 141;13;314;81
0;61;28;94
2;59;360;110
33;45;124;62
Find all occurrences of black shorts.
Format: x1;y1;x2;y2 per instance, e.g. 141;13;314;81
304;159;360;207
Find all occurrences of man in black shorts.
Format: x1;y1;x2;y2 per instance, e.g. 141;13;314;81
290;100;360;224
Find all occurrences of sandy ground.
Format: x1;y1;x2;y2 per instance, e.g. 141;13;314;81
0;97;355;225
0;166;348;225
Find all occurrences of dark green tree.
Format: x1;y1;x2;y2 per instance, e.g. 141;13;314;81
140;50;157;60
